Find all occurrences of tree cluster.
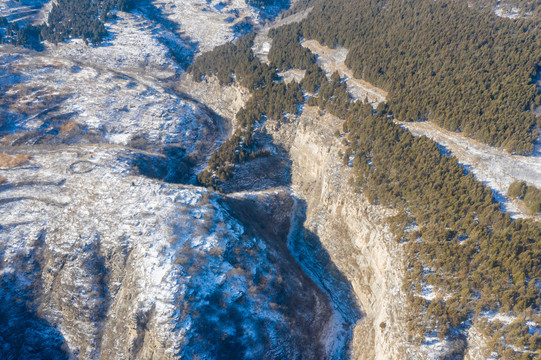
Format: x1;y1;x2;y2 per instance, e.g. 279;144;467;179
41;0;141;45
508;180;541;215
300;0;541;153
300;64;327;94
342;105;540;356
306;70;352;118
268;23;316;71
0;17;42;50
197;129;270;188
248;0;289;9
188;7;541;355
1;0;141;48
188;33;277;90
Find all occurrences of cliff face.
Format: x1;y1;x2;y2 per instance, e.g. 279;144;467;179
265;106;409;359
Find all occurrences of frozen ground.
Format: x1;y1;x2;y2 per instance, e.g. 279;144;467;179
399;121;541;219
45;11;182;76
0;0;49;25
0;46;225;163
0;1;358;358
494;5;531;19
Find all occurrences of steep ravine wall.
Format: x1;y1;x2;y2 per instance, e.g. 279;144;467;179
265;106;410;359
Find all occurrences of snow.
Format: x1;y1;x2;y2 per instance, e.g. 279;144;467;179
420;283;437;301
418;336;450;360
0;1;382;357
494;5;530;19
0;0;48;25
1;47;222;154
0;146;331;357
46;11;180;76
152;0;260;53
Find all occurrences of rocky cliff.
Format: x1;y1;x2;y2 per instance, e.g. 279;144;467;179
265;106;410;359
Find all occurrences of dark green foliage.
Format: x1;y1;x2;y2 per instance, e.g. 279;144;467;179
188;34;277;90
0;18;42;49
238;81;304;127
0;0;142;48
197;130;270;188
39;0;141;45
248;0;288;8
508;180;541;214
268;23;316;70
307;70;351;118
14;25;42;49
113;0;139;12
300;64;327;93
189;8;541;356
42;0;105;44
301;0;541;153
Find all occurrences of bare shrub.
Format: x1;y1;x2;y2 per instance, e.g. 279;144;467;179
0;154;30;168
59;121;79;133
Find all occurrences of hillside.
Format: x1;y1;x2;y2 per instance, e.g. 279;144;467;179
0;0;540;359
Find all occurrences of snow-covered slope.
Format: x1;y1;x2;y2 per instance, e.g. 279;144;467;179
0;146;341;359
0;0;49;25
0;46;225;166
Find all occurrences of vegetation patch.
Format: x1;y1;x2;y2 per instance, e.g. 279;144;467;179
189;34;304;189
0;0;143;49
191;4;541;354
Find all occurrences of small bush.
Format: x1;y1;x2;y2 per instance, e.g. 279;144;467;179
0;154;30;168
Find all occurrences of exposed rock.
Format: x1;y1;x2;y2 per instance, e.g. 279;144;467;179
266;106;410;359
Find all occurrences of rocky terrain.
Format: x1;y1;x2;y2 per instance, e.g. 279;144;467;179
0;145;349;359
1;0;539;359
0;0;367;359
